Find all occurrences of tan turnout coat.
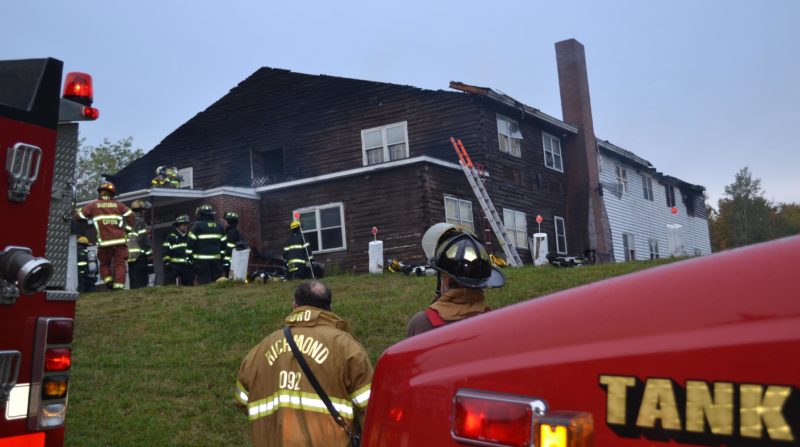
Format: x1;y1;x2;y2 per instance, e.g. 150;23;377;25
236;307;373;447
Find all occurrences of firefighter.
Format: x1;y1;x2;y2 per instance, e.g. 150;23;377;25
283;220;313;280
235;280;372;447
222;211;246;277
187;204;226;284
126;199;152;289
162;214;194;286
76;236;97;293
406;223;506;337
76;181;135;291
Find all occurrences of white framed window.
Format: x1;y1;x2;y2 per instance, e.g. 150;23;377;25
497;114;522;157
648;238;659;260
554;216;567;254
361;122;408;166
623;233;636;261
502;208;527;249
293;203;346;253
178;167;193;189
444;196;473;231
615;165;628;193
543;132;563;172
665;185;676;208
641;174;653;201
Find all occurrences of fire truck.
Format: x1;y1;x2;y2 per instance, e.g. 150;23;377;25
1;58;98;446
362;236;800;447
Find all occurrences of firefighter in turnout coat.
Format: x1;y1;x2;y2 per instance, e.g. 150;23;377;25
76;236;97;293
162;214;194;286
235;280;373;447
283;220;313;280
77;182;135;290
222;211;245;277
187;204;226;284
126;199;152;289
406;223;506;337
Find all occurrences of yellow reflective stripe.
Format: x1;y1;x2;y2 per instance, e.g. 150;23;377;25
350;383;371;409
247;390;354;422
98;238;128;246
284;244;305;251
170;259;188;264
236;381;249;405
123;210;133;217
194;254;221;260
103;276;113;283
287;258;307;264
78;210;88;219
198;234;222;240
113;283;125;289
77;261;88;266
188;233;197;240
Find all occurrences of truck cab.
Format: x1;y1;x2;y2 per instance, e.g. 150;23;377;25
363;236;800;446
1;58;98;447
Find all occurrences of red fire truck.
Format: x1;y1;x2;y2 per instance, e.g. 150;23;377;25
362;236;800;447
1;58;98;447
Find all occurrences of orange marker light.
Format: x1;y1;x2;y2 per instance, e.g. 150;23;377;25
534;411;594;447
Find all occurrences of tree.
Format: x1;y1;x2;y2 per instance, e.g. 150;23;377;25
75;137;144;202
711;167;775;250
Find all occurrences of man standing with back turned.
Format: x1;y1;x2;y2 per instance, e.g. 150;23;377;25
235;280;372;446
76;181;135;291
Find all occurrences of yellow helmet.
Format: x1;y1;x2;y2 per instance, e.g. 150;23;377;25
289;221;301;230
77;236;90;245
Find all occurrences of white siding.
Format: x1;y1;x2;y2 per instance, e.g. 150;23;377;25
599;157;711;262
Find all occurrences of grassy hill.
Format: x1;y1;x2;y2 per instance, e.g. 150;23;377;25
65;259;676;446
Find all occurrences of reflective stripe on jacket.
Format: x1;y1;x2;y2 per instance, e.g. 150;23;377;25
162;229;191;264
236;307;372;447
283;231;313;272
79;199;135;247
187;218;226;261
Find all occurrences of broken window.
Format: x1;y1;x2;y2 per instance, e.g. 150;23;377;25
543;132;563;172
497;114;523;157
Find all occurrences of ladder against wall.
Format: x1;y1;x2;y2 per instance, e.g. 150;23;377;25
450;137;523;267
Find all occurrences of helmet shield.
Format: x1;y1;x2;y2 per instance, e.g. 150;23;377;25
432;233;506;289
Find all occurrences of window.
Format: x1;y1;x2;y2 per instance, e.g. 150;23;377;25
503;208;527;249
444;196;473;231
648;238;660;260
542;132;563;172
497;114;522;157
623;233;636;261
615;165;628;193
361;122;408;166
641;174;653;201
294;203;346;253
665;185;676;208
554;216;567;254
178;167;193;189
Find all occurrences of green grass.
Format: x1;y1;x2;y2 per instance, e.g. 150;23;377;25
65;259;676;446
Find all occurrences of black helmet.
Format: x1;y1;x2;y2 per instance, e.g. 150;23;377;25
224;211;239;223
174;214;190;226
431;233;505;289
197;204;215;215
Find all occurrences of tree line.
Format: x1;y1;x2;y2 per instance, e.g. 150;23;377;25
709;167;800;251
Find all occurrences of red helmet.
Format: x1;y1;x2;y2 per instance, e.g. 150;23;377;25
97;181;116;196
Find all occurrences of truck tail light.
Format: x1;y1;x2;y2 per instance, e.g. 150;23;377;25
534;411;594;447
451;389;547;447
28;317;74;431
44;348;71;371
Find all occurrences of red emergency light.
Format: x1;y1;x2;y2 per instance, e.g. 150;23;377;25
452;390;538;447
63;72;94;106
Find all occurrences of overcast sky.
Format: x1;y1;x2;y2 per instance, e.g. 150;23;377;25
6;0;799;208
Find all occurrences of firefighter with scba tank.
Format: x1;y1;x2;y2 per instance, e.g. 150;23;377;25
188;204;226;284
162;214;194;286
76;181;135;291
76;236;98;293
126;199;152;289
283;220;313;280
222;211;246;277
406;223;506;337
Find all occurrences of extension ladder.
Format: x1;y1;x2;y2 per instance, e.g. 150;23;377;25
450;137;523;267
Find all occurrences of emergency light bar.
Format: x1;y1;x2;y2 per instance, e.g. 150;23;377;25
62;72;93;106
59;72;99;122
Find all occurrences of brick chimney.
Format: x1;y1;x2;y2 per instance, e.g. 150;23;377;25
555;39;614;261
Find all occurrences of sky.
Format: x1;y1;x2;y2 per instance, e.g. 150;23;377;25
5;0;799;208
